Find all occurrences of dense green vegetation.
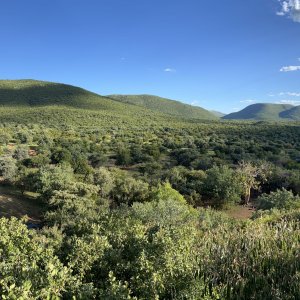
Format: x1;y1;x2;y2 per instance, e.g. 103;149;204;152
223;103;300;121
0;80;300;299
107;94;217;120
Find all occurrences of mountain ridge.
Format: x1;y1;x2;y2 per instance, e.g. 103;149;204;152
0;79;217;121
222;103;300;121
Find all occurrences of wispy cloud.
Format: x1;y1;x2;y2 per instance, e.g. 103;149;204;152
240;99;257;103
280;65;300;72
277;0;300;22
164;68;176;73
279;91;300;96
276;99;300;105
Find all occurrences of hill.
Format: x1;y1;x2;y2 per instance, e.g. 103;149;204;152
210;110;225;117
280;105;300;120
107;94;217;120
0;80;217;127
0;79;129;110
223;103;295;121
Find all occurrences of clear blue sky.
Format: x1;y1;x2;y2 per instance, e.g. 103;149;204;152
1;0;300;113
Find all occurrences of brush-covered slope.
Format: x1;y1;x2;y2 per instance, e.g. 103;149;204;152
210;110;225;117
0;79;129;111
280;105;300;120
107;94;217;120
223;103;294;121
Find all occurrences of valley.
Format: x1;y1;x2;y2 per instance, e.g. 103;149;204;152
0;80;299;298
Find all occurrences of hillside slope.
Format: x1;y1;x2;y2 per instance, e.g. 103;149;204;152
107;94;217;120
210;110;225;117
280;105;300;120
223;103;294;121
0;80;217;125
0;79;128;111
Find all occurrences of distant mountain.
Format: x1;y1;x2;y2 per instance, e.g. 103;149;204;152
107;94;217;120
210;110;225;117
280;105;300;120
223;103;296;121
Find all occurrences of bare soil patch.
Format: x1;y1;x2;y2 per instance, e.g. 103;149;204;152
0;186;44;222
226;204;255;220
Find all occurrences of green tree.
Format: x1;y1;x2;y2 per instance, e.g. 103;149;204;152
93;167;115;197
257;188;300;210
51;147;72;164
0;156;17;183
203;165;242;208
34;164;75;200
237;161;268;204
110;169;149;205
116;146;131;166
0;218;76;299
13;145;29;161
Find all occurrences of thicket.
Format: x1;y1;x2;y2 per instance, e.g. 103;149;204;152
0;117;299;298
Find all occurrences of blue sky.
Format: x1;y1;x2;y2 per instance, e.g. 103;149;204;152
1;0;300;113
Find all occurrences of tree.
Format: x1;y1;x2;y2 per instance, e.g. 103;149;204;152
89;152;107;168
0;156;17;183
0;218;76;299
34;164;75;200
51;147;72;164
110;169;149;205
237;161;268;205
116;146;131;166
257;189;300;210
203;165;242;208
15;166;35;195
93;167;115;197
13;145;29;161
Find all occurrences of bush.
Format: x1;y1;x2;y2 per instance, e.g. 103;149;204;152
257;188;300;211
202;165;242;208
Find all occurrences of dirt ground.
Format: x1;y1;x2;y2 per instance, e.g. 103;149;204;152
226;204;256;219
0;186;44;222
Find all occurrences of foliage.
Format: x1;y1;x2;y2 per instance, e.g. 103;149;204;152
257;188;300;211
108;94;217;120
0;80;299;298
202;165;242;208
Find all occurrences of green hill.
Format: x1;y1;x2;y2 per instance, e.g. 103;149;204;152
223;103;295;121
107;94;217;120
0;80;217;128
210;110;225;117
280;105;300;120
0;79;129;110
